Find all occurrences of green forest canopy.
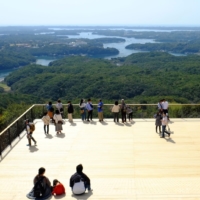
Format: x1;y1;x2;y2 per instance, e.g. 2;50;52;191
4;52;200;103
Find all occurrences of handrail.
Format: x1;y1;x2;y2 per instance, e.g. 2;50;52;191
35;103;200;106
0;104;35;136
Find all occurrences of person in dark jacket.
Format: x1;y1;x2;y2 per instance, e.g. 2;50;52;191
70;164;92;195
67;101;74;122
26;167;52;199
120;99;127;123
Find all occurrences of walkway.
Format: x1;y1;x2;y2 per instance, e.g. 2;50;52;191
0;118;200;200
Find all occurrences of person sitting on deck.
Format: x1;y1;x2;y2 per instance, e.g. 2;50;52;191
26;167;52;200
52;179;65;196
70;164;92;195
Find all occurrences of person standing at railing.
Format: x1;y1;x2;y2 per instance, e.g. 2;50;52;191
98;99;104;122
162;99;170;121
42;112;50;135
157;99;163;113
67;101;74;123
80;99;86;121
86;99;93;122
126;105;133;122
112;101;120;122
46;102;54;122
120;99;127;123
25;119;37;146
53;110;63;134
56;99;64;117
160;113;170;138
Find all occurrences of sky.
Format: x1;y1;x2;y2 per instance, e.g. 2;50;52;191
0;0;200;26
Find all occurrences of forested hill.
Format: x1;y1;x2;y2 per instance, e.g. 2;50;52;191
4;53;200;102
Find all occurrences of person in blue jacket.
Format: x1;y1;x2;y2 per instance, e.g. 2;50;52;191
98;99;103;122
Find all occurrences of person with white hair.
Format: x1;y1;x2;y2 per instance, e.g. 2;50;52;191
120;99;127;123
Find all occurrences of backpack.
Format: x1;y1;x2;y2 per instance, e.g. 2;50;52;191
33;177;46;198
29;123;35;132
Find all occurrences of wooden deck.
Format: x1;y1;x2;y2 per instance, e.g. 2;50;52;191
0;118;200;200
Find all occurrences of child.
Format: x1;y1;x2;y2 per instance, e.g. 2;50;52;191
154;112;162;133
126;105;133;121
52;179;65;196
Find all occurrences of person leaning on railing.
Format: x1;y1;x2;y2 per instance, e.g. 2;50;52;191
56;99;64;117
79;99;87;121
46;101;54;122
120;99;127;123
97;99;104;122
112;101;120;122
67;101;74;123
86;99;93;122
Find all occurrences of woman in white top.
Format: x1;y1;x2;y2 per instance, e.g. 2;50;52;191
79;99;86;121
42;112;50;135
112;101;120;122
53;110;63;134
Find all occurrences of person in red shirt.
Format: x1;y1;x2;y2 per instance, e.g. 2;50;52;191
52;179;65;196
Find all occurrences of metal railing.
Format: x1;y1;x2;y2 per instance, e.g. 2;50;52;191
0;103;200;156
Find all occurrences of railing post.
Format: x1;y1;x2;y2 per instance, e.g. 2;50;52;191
31;108;33;121
43;105;45;116
8;129;11;146
0;137;2;156
16;121;19;137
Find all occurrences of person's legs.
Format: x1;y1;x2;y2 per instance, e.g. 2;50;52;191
99;112;103;121
161;125;166;138
128;114;131;121
130;113;133;120
113;113;116;122
156;126;158;133
101;112;103;121
81;112;84;121
90;110;93;120
87;111;90;121
68;113;72;122
27;135;31;146
116;112;119;122
159;126;161;133
98;112;101;121
124;112;127;122
44;125;46;134
30;133;37;144
121;111;124;122
164;129;170;137
47;125;49;134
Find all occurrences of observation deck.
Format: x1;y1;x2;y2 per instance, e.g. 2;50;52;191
0;115;200;199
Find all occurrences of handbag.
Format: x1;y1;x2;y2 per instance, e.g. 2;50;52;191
55;115;63;124
58;120;63;124
80;110;84;114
